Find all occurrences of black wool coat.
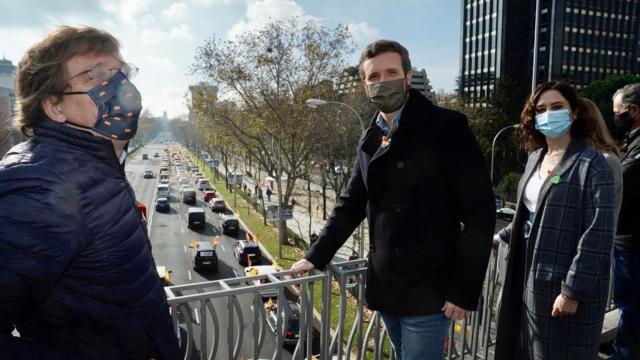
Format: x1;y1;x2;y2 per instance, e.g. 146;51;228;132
305;89;496;315
617;129;640;249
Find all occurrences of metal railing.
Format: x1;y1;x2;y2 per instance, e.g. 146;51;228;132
165;247;617;360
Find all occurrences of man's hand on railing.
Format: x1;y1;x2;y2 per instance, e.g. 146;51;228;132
441;301;470;321
492;233;502;249
290;259;315;275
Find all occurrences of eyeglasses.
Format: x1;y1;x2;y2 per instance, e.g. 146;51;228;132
66;62;139;83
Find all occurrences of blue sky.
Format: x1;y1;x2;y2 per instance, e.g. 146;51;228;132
0;0;461;118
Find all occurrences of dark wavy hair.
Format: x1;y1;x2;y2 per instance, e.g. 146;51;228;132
518;81;594;151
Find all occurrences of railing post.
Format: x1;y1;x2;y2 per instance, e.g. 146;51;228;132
227;295;234;360
320;269;332;359
200;299;207;360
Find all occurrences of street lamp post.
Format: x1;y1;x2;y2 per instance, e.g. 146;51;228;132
306;98;367;259
305;99;365;132
491;124;521;185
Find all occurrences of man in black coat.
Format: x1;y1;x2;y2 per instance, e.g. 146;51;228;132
612;83;640;360
291;40;495;360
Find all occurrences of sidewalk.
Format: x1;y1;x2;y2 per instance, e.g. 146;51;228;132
207;159;367;262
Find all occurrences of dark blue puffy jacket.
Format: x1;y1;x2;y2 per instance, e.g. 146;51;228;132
0;119;180;359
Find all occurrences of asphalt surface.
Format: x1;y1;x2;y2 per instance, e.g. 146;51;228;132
127;144;300;360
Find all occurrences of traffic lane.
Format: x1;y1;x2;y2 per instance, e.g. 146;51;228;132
157;200;285;357
149;182;195;287
193;164;319;355
143;164;254;355
173;183;289;357
127;145;164;206
144;155;291;358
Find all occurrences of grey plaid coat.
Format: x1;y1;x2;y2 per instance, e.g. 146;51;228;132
494;140;615;360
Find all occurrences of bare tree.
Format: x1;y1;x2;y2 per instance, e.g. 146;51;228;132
191;18;355;250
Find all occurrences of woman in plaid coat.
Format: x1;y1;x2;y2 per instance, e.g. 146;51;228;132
494;82;616;360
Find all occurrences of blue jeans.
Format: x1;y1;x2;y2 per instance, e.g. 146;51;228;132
380;312;451;360
613;244;640;360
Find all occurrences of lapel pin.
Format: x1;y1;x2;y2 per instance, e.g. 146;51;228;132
381;135;391;148
551;175;561;184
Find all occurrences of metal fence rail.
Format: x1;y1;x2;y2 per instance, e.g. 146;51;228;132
165;247;617;360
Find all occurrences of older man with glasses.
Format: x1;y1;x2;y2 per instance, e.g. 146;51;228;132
0;26;180;359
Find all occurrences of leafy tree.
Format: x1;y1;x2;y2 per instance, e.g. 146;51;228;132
497;172;521;203
447;78;526;186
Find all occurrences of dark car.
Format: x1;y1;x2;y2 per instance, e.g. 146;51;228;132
182;188;196;204
190;241;217;271
264;300;300;345
155;197;170;212
153;152;160;158
142;153;149;160
220;213;240;236
143;170;153;179
186;207;206;229
233;240;262;266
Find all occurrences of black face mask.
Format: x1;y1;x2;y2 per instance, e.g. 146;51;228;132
614;111;634;134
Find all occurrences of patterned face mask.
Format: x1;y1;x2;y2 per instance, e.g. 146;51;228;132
63;70;142;140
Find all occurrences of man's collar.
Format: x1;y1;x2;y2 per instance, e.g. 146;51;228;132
119;148;128;165
628;127;640;141
376;104;406;136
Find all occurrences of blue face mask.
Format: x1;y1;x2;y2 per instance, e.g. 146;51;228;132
63;70;142;140
535;109;572;138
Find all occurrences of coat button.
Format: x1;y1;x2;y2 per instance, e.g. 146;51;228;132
397;161;405;169
394;204;402;213
394;247;402;255
370;204;377;212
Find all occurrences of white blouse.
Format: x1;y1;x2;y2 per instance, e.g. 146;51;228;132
523;169;545;213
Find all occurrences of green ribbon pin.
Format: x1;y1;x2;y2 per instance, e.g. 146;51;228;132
551;175;561;184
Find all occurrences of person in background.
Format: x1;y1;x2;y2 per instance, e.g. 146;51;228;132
494;82;615;360
266;187;273;202
611;83;640;360
0;26;180;359
291;39;495;360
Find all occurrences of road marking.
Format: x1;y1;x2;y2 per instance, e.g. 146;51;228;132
187;270;192;281
232;269;240;278
183;245;187;253
220;243;226;252
147;199;155;233
181;227;185;234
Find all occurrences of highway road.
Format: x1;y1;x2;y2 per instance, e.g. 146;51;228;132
127;143;298;359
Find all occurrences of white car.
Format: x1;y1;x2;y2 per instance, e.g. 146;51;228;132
197;179;211;191
178;176;189;185
156;184;170;198
244;265;280;299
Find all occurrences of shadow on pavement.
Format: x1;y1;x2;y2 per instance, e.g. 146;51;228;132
196;258;237;280
188;222;220;237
